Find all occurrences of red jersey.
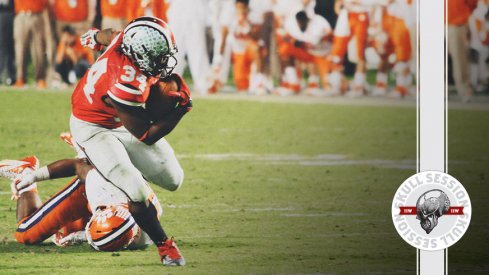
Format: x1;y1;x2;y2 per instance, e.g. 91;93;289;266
72;34;157;129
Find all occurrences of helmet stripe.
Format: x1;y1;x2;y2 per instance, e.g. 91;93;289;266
91;216;136;247
124;20;175;53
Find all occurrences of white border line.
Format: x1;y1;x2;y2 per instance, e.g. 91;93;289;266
417;0;447;274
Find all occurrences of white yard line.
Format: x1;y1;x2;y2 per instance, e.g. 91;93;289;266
178;153;469;170
179;153;418;170
193;93;489;111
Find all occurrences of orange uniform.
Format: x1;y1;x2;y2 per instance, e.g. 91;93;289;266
447;0;478;25
330;9;369;63
382;3;412;63
230;17;258;91
100;0;127;19
127;0;169;22
14;0;47;14
15;178;91;244
56;36;95;64
53;0;89;22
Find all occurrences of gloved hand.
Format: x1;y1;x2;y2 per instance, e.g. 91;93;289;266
163;73;193;113
80;28;102;51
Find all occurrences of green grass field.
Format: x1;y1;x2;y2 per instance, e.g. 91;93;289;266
0;88;488;274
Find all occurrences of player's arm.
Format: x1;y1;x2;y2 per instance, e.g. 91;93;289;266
14;159;90;192
95;29;121;46
109;98;188;146
80;28;120;50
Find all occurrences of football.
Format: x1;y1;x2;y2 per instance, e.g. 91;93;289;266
146;79;179;120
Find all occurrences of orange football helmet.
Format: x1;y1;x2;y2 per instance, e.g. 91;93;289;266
86;204;140;251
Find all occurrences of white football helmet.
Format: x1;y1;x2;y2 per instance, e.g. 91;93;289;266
86;204;140;251
121;16;178;77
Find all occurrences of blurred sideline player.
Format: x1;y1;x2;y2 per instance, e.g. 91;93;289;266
220;0;260;93
209;0;235;92
50;0;96;38
75;16;191;266
247;0;274;94
273;0;315;94
468;0;489;92
13;0;48;89
447;0;477;102
100;0;127;30
328;0;370;97
279;10;332;96
386;0;415;98
55;25;95;85
370;0;415;98
0;152;162;251
127;0;169;23
167;0;211;94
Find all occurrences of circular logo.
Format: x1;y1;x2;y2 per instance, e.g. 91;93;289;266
391;171;471;251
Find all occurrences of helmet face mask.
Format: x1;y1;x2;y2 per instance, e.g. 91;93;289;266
121;16;178;77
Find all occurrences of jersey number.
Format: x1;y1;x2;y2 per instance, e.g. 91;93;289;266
83;61;147;104
83;58;108;104
121;65;148;92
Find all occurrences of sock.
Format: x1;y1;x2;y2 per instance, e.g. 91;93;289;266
376;72;388;86
353;72;366;88
285;67;299;85
329;71;342;92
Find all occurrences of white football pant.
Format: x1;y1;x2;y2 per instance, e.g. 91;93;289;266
70;115;184;202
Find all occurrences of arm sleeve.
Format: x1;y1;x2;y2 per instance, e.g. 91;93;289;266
108;83;145;107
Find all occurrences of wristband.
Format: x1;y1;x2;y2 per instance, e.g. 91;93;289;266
34;166;50;182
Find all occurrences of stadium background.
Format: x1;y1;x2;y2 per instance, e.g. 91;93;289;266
0;0;488;274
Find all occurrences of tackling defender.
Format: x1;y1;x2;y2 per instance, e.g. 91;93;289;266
0;153;162;251
71;16;191;266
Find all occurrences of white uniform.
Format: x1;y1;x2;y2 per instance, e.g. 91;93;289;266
70;115;184;201
249;0;274;25
209;0;234;82
167;0;211;94
284;13;332;56
469;1;489;88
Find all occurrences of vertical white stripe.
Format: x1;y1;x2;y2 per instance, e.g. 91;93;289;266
418;0;446;274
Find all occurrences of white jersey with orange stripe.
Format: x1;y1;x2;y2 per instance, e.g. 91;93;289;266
229;15;254;54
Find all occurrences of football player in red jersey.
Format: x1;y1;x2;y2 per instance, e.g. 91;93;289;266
72;16;190;266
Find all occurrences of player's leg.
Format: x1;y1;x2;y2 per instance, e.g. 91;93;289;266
15;177;90;244
328;9;351;95
13;13;29;86
390;18;413;98
185;21;211;94
30;13;46;86
16;191;42;223
348;12;368;96
71;119;184;265
232;52;250;92
121;134;184;192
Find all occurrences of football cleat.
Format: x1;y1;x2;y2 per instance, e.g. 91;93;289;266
0;156;39;200
52;231;87;247
0;156;39;181
158;237;186;266
86;205;140;252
